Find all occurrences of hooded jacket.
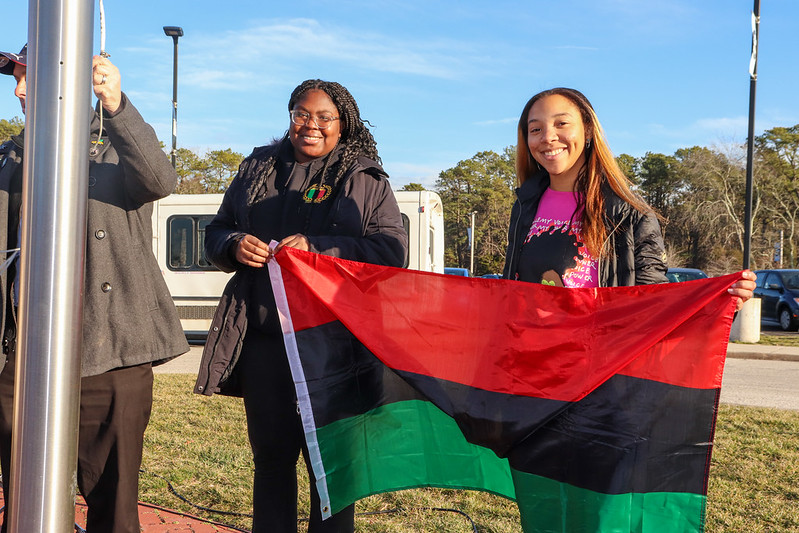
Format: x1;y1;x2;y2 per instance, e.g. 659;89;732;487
503;172;668;287
0;95;189;376
195;138;407;396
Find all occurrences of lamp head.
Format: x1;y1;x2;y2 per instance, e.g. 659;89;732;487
163;26;184;38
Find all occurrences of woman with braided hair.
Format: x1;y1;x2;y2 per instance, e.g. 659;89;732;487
195;79;407;532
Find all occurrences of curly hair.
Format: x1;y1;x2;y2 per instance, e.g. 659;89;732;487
515;87;653;257
245;80;380;203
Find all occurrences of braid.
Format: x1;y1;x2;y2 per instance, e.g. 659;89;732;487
245;138;283;205
288;80;380;185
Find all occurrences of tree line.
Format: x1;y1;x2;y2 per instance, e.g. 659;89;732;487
4;116;799;275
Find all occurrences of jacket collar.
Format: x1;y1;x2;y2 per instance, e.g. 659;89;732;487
601;184;634;219
10;131;24;151
515;169;549;203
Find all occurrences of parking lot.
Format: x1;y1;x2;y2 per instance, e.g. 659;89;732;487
759;323;799;337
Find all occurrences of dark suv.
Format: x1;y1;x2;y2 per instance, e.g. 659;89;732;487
753;269;799;331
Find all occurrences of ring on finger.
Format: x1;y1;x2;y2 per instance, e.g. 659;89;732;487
100;74;107;85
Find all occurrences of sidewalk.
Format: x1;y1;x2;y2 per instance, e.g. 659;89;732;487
155;345;203;374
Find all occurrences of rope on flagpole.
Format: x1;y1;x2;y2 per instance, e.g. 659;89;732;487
91;0;111;157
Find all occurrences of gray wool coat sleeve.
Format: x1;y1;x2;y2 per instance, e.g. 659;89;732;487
79;94;189;377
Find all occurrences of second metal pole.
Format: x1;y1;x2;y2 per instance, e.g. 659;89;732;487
743;0;760;270
170;35;179;168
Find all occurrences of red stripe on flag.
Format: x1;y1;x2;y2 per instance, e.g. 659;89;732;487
276;248;736;402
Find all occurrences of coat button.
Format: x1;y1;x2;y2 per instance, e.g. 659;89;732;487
95;229;106;239
101;282;112;292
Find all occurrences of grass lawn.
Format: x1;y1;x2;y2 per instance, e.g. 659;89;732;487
142;375;799;532
757;334;799;348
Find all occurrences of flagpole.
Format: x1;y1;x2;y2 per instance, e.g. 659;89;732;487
9;0;93;531
743;0;760;269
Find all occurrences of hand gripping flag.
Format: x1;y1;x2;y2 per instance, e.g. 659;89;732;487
268;247;738;533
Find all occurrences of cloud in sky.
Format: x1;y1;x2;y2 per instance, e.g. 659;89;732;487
552;45;600;51
474;117;518;126
176;18;492;92
694;116;749;133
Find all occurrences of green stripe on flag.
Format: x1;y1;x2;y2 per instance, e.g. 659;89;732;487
511;468;707;533
314;399;516;515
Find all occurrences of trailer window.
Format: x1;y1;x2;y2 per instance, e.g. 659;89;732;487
401;213;410;269
198;217;213;267
167;215;219;271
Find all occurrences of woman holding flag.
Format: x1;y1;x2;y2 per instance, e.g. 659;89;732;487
195;80;407;532
503;87;756;305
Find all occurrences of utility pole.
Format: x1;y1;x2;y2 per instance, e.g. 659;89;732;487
469;211;476;276
163;26;183;168
743;0;760;269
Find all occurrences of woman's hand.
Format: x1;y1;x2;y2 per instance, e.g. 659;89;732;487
234;234;273;267
729;269;757;312
275;234;310;253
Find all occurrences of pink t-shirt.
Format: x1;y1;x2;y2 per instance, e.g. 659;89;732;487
516;188;599;288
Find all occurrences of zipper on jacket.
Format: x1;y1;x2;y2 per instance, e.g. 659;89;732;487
506;192;523;280
200;276;239;393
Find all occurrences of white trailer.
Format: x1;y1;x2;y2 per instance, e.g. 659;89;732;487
393;189;445;274
152;190;444;339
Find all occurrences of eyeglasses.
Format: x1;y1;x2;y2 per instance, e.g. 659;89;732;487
290;110;339;130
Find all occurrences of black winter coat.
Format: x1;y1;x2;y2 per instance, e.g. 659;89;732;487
195;139;407;396
503;173;668;287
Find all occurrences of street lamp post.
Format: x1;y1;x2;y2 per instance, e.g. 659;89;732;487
163;26;183;168
469;211;477;276
743;0;759;269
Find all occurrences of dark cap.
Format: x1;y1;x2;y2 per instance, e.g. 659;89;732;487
0;44;27;76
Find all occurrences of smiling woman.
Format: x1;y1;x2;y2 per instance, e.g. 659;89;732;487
194;78;408;533
500;86;758;529
502;87;756;303
504;87;667;288
525;93;587;191
288;89;341;162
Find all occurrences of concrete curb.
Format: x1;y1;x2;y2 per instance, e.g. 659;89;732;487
726;343;799;363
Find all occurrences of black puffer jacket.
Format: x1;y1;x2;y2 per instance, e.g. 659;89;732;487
195;139;407;396
503;172;668;287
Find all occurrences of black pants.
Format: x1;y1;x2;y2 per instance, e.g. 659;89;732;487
237;327;355;533
0;348;153;533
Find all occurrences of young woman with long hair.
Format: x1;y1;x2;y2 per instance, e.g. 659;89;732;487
503;88;755;304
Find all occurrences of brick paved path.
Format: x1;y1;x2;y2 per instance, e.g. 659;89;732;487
0;495;249;532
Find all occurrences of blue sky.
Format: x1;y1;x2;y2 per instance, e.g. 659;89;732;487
2;1;797;189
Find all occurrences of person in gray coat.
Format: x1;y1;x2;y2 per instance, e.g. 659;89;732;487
0;44;188;532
